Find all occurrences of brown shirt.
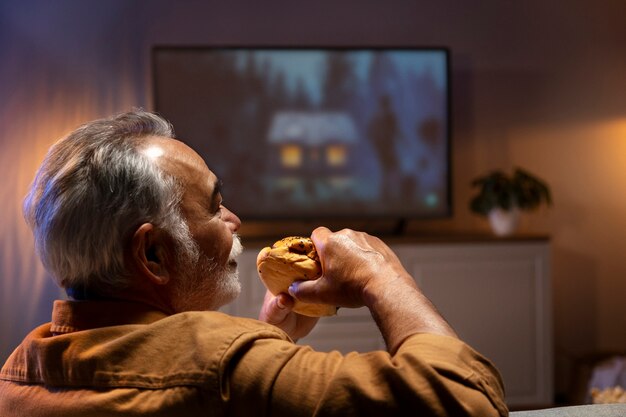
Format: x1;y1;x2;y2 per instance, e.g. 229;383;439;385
0;300;508;416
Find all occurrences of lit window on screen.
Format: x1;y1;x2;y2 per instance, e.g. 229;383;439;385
281;145;302;167
326;145;346;167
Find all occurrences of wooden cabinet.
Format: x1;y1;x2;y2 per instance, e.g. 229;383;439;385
222;237;553;408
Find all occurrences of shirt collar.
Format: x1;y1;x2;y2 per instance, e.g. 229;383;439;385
51;299;169;334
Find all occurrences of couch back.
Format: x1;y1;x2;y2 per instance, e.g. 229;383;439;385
510;404;626;417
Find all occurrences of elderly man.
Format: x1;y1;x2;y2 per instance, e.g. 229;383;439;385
0;111;507;416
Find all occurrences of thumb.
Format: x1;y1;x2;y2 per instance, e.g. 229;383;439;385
288;279;327;304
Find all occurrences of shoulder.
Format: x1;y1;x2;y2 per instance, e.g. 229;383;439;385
161;310;289;339
151;310;291;348
152;311;293;361
149;311;295;388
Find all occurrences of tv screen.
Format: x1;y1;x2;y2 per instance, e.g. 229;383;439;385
152;47;451;221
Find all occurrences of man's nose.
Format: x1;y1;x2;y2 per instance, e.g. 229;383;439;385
221;205;241;232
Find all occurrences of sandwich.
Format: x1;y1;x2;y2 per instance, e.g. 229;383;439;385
257;236;337;317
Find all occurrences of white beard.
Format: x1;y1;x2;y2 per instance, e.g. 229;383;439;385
215;233;243;307
174;233;243;311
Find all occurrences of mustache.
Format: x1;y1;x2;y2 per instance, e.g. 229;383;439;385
229;233;243;261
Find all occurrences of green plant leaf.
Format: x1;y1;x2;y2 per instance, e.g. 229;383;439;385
469;167;552;215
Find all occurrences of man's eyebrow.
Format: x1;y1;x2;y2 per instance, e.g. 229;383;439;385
211;179;223;201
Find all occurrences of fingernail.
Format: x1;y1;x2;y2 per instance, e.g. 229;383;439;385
276;298;286;309
288;283;297;296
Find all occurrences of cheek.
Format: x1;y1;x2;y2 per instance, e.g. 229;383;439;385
197;225;232;263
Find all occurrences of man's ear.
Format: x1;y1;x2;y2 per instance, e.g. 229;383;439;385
131;223;171;285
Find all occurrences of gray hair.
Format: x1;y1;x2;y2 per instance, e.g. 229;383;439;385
23;110;197;295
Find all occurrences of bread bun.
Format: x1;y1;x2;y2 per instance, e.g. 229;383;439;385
257;236;337;317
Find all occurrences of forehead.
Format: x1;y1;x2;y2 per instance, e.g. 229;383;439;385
140;136;218;192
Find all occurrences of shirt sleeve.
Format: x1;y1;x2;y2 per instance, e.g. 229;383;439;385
221;331;508;417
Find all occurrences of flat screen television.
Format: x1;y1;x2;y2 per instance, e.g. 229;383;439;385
152;47;451;224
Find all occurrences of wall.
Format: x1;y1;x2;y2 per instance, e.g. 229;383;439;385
1;0;625;401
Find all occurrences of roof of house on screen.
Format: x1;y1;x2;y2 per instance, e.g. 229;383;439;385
267;111;358;146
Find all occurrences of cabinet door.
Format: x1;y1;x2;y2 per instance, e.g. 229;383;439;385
393;243;552;407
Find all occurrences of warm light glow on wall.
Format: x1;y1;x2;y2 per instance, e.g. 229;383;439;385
602;118;626;177
509;116;626;349
569;118;626;196
0;75;140;360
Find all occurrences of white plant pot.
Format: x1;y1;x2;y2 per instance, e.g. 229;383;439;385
488;207;520;237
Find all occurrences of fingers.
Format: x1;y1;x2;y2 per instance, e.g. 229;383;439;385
259;291;294;325
310;226;332;249
288;279;330;305
259;289;321;341
295;228;385;309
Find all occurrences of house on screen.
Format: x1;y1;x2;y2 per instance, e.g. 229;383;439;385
265;111;358;202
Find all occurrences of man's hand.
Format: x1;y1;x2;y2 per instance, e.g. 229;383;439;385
287;227;457;354
287;227;408;308
259;290;319;341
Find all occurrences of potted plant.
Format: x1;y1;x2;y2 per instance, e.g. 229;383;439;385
469;167;552;236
